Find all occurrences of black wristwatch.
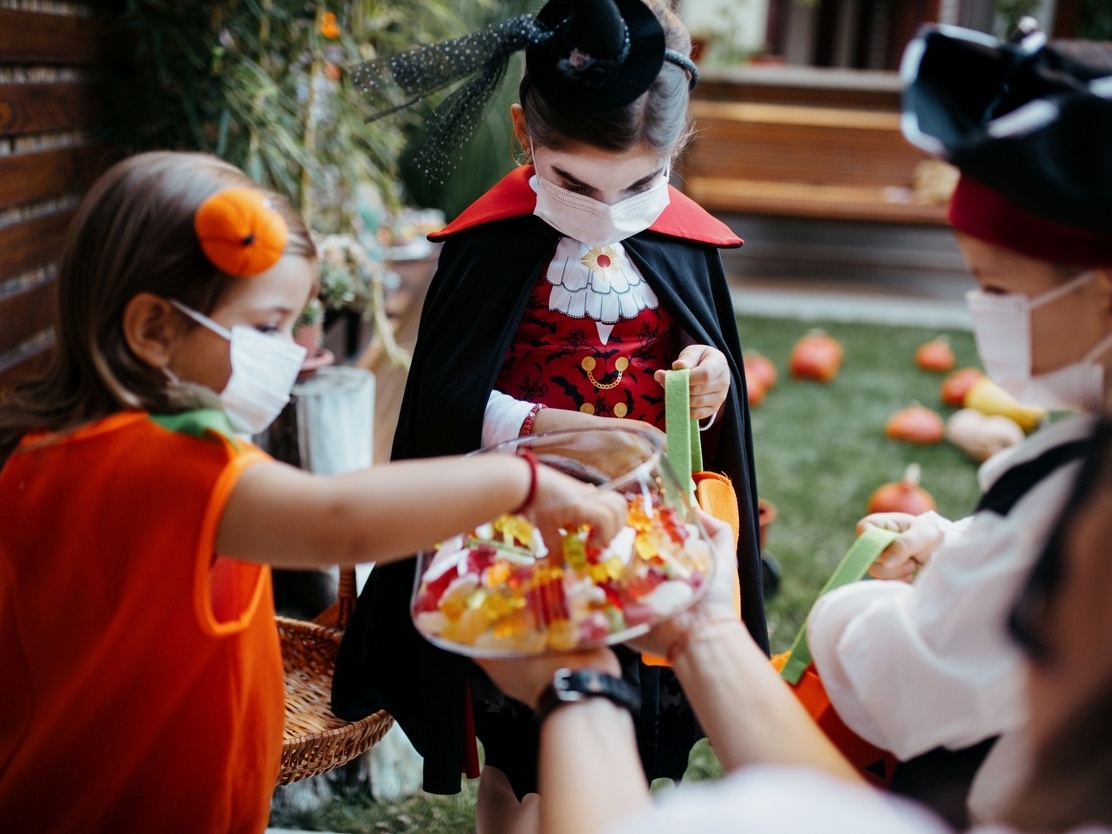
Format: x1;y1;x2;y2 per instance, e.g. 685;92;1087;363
535;668;641;722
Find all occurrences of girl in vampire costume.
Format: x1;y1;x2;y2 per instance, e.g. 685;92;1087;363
333;2;768;830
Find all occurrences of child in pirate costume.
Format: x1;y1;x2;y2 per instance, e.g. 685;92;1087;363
332;1;768;830
804;26;1112;828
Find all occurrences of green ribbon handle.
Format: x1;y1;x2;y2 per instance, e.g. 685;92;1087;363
663;369;701;504
779;525;900;685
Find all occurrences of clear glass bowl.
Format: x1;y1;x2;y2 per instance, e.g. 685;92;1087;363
410;427;715;657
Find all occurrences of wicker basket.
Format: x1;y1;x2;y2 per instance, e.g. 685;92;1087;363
277;566;394;785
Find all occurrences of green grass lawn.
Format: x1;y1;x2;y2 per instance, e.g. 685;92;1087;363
740;314;983;653
270;313;987;832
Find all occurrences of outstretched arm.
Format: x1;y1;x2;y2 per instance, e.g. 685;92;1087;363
631;518;862;779
479;519;860;834
217;454;627;568
478;648;651;834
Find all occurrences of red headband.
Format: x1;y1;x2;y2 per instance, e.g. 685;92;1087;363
948;175;1112;268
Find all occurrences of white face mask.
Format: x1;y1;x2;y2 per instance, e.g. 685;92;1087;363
966;270;1112;413
170;300;307;434
531;152;671;247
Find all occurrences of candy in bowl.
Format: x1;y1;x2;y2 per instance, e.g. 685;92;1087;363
411;427;715;657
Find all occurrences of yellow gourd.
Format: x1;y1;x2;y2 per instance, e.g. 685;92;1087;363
963;376;1046;433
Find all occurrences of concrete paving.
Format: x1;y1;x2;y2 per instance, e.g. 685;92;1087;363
729;272;972;329
720;211;973;329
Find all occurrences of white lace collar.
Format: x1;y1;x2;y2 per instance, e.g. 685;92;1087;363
545;236;659;338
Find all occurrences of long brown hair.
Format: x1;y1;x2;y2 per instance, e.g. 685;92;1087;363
0;151;315;463
1003;671;1112;830
1002;416;1112;830
520;0;695;161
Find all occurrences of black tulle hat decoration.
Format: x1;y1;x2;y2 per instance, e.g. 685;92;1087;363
351;14;551;184
350;0;697;183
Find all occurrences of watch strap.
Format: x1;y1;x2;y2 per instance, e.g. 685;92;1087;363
536;668;641;722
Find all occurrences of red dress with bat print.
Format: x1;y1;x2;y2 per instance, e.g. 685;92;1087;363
495;235;679;424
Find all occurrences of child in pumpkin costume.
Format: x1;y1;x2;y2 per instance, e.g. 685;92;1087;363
0;151;625;834
332;1;768;830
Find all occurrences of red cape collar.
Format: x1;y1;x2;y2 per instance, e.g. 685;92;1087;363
429;165;743;248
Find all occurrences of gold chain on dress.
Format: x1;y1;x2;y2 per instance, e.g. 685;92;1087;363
581;356;629;390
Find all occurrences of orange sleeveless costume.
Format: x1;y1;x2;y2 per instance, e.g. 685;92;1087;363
0;410;283;833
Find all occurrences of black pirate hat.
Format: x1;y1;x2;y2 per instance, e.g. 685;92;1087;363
901;23;1112;241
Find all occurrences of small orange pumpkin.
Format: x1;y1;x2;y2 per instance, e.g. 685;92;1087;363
194;187;289;278
789;330;843;382
744;353;777;406
915;336;955;372
885;404;945;444
939;367;984;408
867;463;937;515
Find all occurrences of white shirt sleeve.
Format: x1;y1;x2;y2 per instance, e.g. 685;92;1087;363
604;767;951;834
482;390;538;449
604;765;1111;834
807;422;1089;760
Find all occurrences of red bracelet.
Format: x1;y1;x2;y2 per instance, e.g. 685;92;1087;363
511;449;539;515
519;403;545;437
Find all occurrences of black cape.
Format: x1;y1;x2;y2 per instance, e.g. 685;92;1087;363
333;168;768;794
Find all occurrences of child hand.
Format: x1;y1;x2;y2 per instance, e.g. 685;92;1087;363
856;512;944;581
627;513;740;659
476;648;621;711
530;407;665;445
654;345;730;421
528;464;629;559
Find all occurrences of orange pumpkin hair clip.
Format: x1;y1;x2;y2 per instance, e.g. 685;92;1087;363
193;187;289;277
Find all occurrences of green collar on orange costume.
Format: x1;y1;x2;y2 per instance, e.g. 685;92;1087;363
150;408;240;445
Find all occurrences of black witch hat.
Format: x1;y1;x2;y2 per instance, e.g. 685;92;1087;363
350;0;697;183
522;0;666;115
901;23;1112;238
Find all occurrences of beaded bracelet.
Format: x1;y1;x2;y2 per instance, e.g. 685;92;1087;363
511;449;539;515
519;403;545;437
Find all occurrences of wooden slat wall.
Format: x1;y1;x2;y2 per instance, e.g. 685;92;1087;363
0;1;125;391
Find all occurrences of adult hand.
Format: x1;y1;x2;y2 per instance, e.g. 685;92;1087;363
654;345;730;422
856;512;944;581
627;513;740;659
528;463;628;559
476;647;621;711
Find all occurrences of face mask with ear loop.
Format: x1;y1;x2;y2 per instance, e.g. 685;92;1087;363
168;300;306;434
966;270;1112;413
531;146;672;247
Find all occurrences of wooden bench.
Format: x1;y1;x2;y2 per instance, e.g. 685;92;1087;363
680;98;948;225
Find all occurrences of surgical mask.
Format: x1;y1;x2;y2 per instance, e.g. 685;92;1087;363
169;300;306;434
531;154;671;247
966;271;1112;413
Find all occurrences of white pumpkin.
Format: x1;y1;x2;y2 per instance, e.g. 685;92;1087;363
945;408;1025;462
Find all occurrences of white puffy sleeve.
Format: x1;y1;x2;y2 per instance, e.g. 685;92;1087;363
482;390;538;449
604;766;952;834
806;457;1081;759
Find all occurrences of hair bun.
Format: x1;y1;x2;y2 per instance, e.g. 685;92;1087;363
194;187;289;277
